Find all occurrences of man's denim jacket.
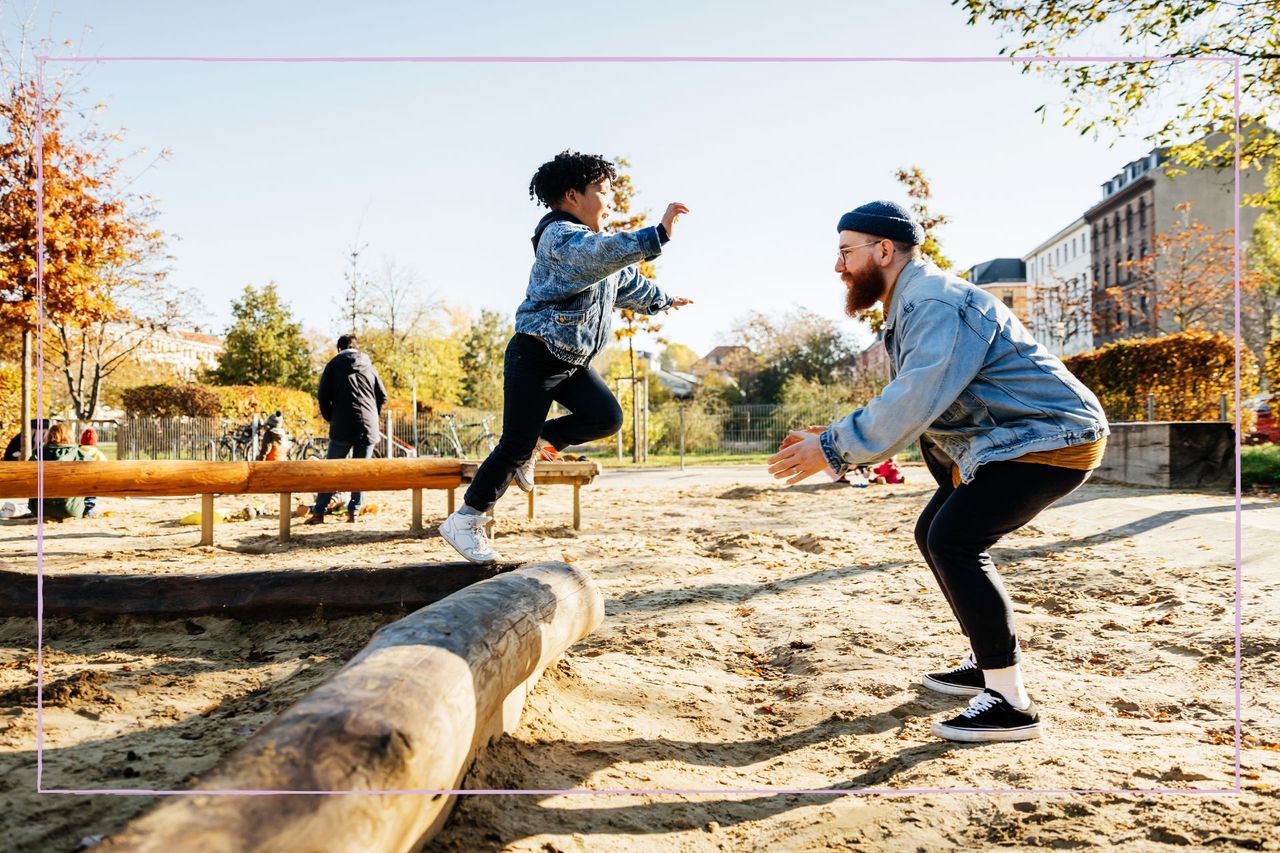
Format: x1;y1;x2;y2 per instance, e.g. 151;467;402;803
515;217;674;366
820;259;1109;483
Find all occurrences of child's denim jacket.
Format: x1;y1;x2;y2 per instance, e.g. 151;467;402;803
514;214;674;365
820;259;1109;483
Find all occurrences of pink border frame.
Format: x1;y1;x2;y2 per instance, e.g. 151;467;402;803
30;53;1246;799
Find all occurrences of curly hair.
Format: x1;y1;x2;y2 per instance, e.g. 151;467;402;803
528;150;617;209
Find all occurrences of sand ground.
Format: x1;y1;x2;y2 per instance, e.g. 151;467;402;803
0;464;1276;851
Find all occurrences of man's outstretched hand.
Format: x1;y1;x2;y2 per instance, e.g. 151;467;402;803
768;429;832;485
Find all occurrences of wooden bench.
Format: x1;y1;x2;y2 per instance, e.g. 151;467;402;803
0;459;464;546
457;459;602;530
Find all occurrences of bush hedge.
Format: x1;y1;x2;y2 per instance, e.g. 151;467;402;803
123;383;323;432
1063;331;1258;428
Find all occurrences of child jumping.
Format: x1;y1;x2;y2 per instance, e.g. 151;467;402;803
440;150;692;563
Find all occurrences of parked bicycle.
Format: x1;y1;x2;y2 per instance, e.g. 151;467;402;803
373;434;418;458
419;414;498;458
289;434;328;460
215;421;258;461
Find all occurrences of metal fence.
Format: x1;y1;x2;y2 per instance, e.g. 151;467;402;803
116;416;223;460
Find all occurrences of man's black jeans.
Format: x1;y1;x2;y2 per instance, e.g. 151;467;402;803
312;439;375;515
914;436;1089;669
463;333;623;513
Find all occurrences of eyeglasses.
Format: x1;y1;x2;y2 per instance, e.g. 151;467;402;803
837;240;884;264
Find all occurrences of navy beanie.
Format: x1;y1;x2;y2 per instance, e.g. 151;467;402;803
837;200;924;245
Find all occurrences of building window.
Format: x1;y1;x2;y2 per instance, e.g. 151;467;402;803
1113;215;1120;243
1094;264;1101;287
1126;206;1133;236
1114;256;1122;284
1002;290;1015;308
1103;263;1110;286
1139;198;1146;228
1126;250;1134;281
1140;241;1147;259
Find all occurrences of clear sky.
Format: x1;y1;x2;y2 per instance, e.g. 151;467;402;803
9;0;1182;356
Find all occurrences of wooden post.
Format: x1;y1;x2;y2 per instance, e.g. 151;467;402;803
572;483;581;531
104;562;605;852
447;488;456;515
527;486;535;522
278;492;291;543
411;488;423;534
199;494;214;546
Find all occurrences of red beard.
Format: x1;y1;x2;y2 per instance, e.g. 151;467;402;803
843;257;887;317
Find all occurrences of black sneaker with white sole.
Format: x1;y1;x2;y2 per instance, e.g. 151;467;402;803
932;689;1043;743
921;653;985;697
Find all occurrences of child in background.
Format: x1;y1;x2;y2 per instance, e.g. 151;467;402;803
873;457;906;485
29;423;91;520
78;428;107;517
258;411;290;461
79;428;107;462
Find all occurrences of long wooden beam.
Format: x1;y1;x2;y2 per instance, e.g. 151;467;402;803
0;461;251;499
0;563;505;620
103;561;604;852
0;459;463;499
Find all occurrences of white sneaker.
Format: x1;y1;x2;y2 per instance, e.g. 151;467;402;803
513;446;538;493
439;510;500;564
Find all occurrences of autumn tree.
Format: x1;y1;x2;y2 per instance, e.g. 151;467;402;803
952;1;1279;200
459;308;512;410
659;342;698;373
210;283;315;390
1;79;163;446
1111;202;1238;339
606;156;667;461
856;167;957;333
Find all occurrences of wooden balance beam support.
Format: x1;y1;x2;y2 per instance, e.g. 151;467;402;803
455;459;601;532
0;459;464;546
103;561;604;853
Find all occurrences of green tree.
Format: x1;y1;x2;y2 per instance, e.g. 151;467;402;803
460;309;513;409
729;309;857;402
952;1;1279;200
211;283;315;390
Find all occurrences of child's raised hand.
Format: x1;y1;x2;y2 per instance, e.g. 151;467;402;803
667;297;694;312
661;203;690;237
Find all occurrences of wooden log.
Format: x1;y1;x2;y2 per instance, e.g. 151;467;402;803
279;492;292;543
0;461;249;499
0;563;507;620
245;458;463;495
200;494;215;547
103;561;604;852
0;459;464;500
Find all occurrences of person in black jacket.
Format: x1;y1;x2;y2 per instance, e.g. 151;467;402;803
3;419;51;462
305;335;388;524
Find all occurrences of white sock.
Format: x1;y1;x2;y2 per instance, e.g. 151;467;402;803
982;664;1030;709
457;505;483;517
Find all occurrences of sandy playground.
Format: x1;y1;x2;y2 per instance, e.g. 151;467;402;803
0;463;1277;851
